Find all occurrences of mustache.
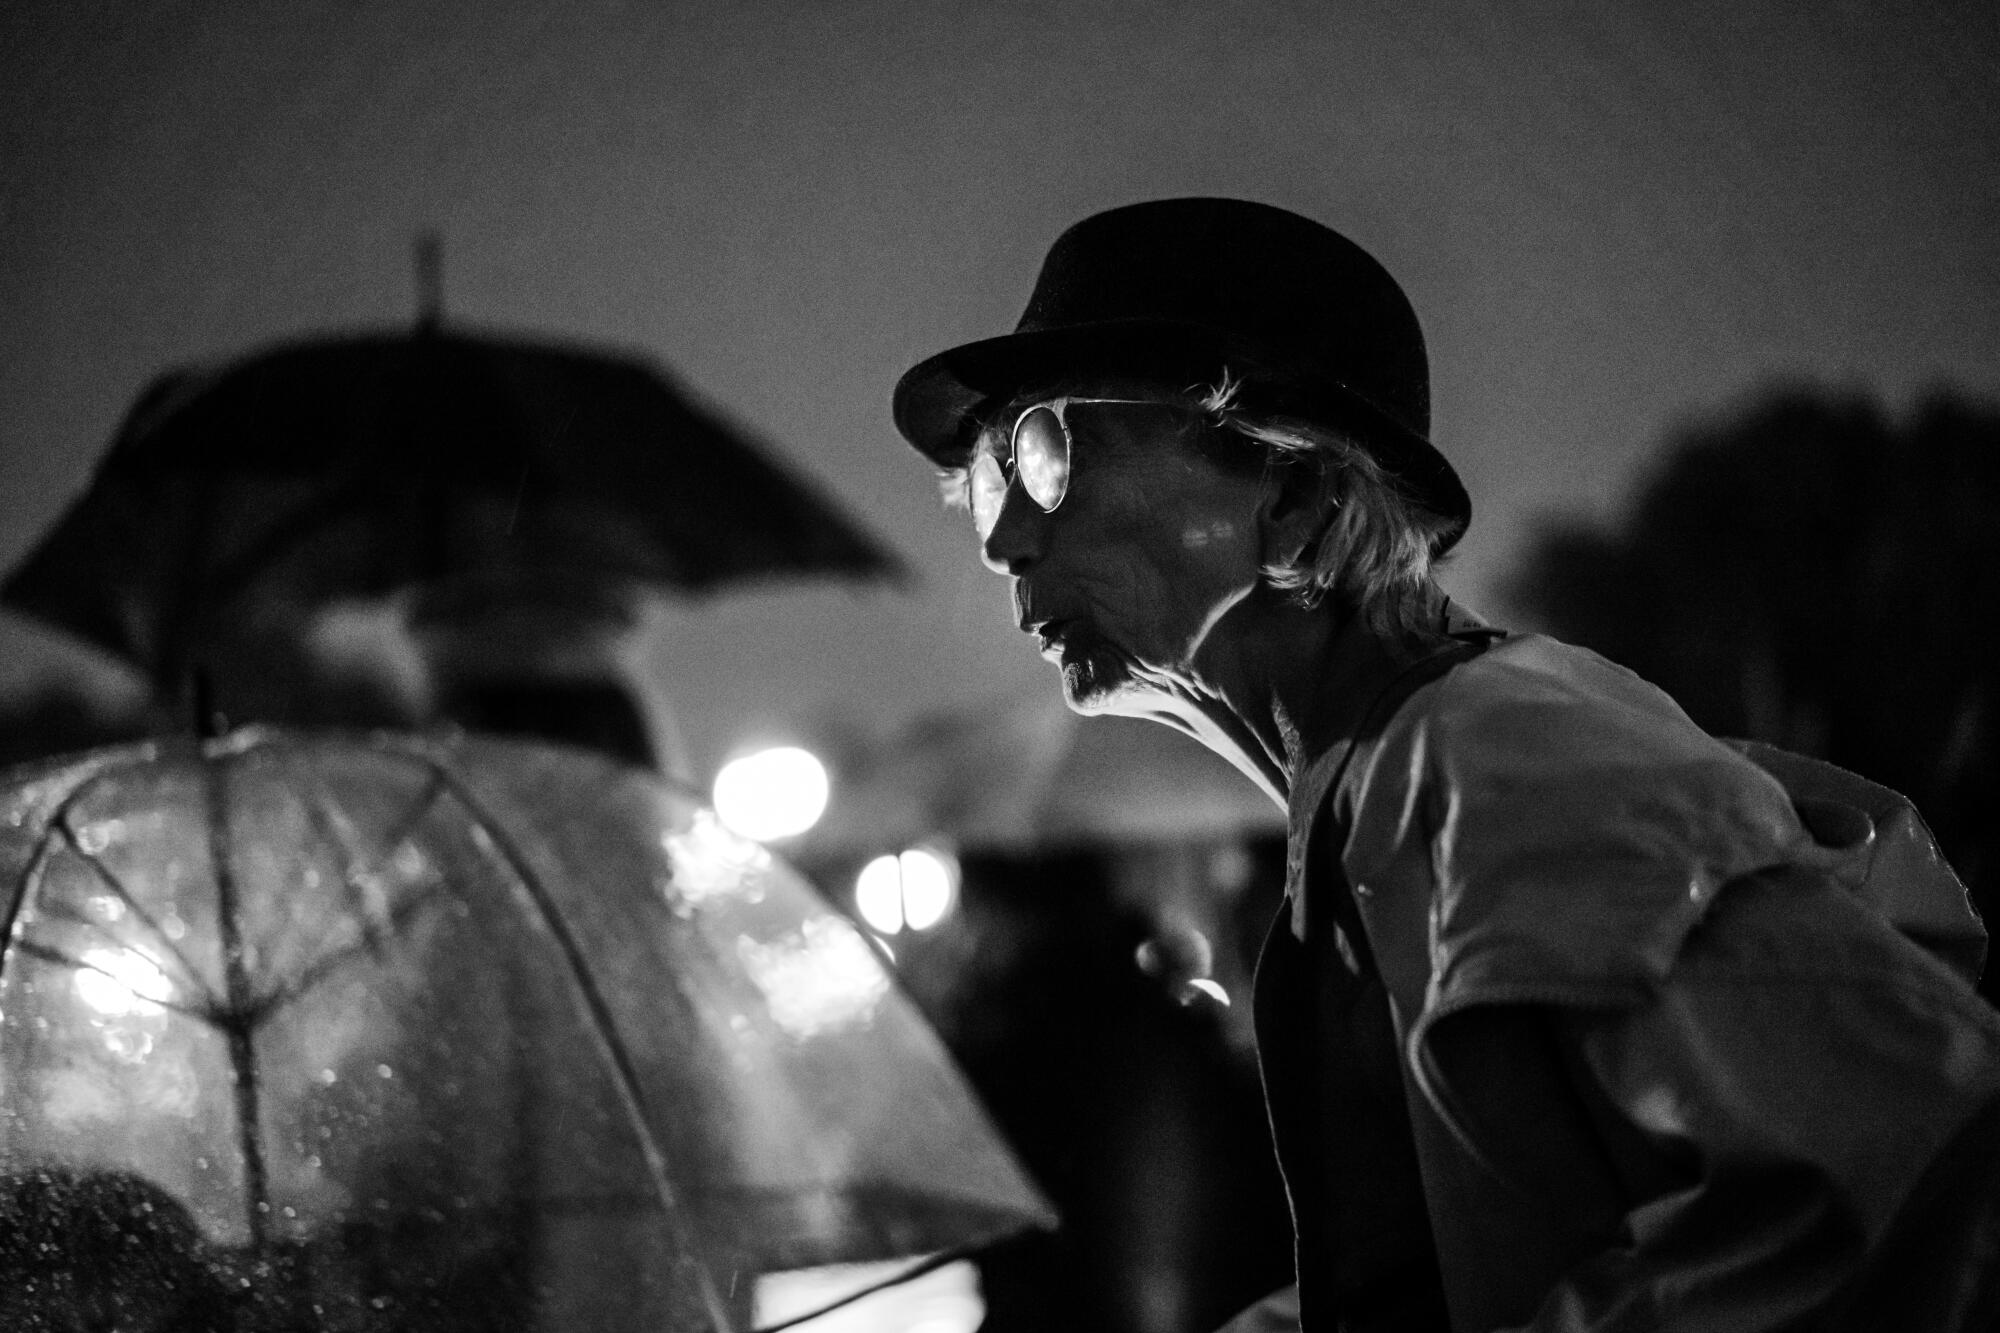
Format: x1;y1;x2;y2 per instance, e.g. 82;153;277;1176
1012;584;1050;633
1013;583;1084;634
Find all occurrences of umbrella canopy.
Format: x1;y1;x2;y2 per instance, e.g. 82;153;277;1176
0;325;907;689
0;728;1049;1331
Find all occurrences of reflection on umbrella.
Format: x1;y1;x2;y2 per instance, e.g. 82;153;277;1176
0;323;907;693
804;693;1286;860
0;729;1049;1331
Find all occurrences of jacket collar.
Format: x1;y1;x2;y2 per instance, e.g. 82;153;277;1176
1282;601;1501;941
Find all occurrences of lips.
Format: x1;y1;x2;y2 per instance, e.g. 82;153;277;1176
1016;611;1074;662
1016;588;1079;654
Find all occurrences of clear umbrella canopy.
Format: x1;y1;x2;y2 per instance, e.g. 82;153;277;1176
0;729;1050;1331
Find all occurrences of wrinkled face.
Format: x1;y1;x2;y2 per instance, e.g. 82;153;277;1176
973;387;1273;712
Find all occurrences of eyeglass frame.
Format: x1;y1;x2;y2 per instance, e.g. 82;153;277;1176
968;395;1201;539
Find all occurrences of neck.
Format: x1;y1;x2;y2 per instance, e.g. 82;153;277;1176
1104;595;1428;810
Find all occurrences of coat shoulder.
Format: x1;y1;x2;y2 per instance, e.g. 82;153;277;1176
1344;634;1815;1009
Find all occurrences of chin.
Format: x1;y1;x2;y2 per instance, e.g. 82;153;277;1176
1055;644;1152;716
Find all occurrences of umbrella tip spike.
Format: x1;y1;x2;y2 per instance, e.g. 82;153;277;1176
414;230;444;331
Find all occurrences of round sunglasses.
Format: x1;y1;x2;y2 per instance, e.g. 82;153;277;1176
968;396;1187;538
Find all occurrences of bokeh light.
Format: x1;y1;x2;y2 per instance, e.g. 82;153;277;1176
899;849;954;930
72;946;172;1017
856;855;905;934
853;846;959;935
713;745;830;841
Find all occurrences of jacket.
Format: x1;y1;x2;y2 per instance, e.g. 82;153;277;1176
1246;628;2000;1332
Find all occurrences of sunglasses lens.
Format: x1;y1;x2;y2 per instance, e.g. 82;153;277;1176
969;452;1009;537
1012;406;1071;510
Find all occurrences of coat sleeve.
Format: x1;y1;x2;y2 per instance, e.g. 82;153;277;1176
1424;868;2000;1333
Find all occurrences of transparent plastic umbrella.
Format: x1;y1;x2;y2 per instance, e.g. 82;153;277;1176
0;728;1051;1331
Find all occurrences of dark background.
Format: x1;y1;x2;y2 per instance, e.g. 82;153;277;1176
5;0;1997;778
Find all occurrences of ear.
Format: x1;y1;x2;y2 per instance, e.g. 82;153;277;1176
1256;457;1329;568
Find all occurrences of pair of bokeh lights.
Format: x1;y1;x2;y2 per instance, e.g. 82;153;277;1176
710;746;959;938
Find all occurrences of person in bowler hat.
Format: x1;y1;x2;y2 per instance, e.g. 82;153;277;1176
892;197;2000;1332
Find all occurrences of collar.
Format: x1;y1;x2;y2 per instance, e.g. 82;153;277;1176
1282;600;1502;941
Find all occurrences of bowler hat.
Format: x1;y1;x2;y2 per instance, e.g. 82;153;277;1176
892;197;1470;549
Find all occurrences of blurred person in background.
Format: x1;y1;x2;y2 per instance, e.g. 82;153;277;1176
891;197;2000;1332
0;1168;236;1332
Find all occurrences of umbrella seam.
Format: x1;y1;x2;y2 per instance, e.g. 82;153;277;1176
4;938;217;1026
285;749;450;975
49;793;213;1005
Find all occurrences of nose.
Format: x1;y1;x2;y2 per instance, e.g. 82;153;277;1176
979;484;1047;575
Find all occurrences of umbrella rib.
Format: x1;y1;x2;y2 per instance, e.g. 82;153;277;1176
203;752;273;1248
7;938;222;1026
0;833;59;979
250;876;457;1021
426;762;743;1333
285;753;451;974
50;815;216;1007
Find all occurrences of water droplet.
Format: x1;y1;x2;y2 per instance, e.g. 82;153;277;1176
73;820;123;855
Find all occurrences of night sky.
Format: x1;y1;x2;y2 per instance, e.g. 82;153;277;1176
5;0;1996;777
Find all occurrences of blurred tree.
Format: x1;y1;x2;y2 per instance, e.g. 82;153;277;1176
1509;386;2000;999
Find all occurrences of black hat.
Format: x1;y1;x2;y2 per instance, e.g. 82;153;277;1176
892;197;1469;549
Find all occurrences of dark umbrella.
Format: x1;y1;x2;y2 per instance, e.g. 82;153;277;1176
0;323;907;695
0;728;1048;1331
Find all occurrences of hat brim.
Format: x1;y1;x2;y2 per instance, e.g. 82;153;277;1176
892;317;1469;548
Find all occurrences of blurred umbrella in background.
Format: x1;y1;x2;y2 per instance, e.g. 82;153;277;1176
803;694;1285;861
0;317;907;706
0;728;1050;1331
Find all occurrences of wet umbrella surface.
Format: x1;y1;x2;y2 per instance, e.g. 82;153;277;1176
0;729;1049;1331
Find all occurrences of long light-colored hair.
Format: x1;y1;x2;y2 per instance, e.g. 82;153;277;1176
940;369;1456;644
